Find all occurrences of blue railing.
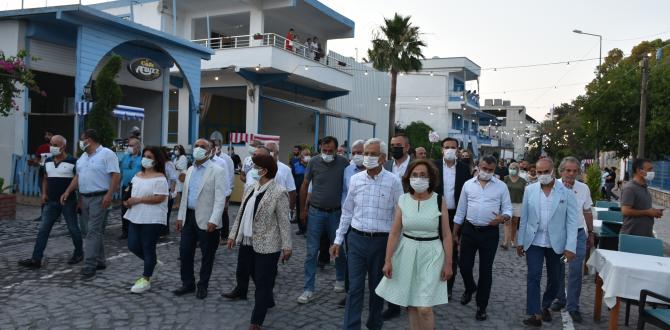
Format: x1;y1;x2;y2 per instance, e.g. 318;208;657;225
643;160;670;192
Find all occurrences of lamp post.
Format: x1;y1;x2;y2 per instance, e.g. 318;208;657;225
573;29;602;163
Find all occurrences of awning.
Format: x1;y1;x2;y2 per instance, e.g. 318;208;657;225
229;133;280;144
260;95;375;126
75;102;144;120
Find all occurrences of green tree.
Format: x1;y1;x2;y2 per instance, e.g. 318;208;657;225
86;55;122;147
402;121;441;159
367;13;426;139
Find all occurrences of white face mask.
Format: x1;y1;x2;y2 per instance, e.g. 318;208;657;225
248;146;257;154
443;148;457;161
141;157;155;169
478;171;493;181
645;171;655;181
303;155;312;162
251;168;263;181
410;177;430;193
174;149;180;156
363;156;380;169
193;147;208;161
509;169;518;176
321;153;334;163
538;173;554;185
49;146;62;156
79;140;88;151
126;147;135;155
352;154;364;167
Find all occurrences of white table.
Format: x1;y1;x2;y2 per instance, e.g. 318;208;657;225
587;249;670;329
592;207;610;235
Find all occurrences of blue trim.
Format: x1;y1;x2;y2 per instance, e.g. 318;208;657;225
265;80;348;100
26;21;77;48
170;75;184;88
301;0;355;33
88;0;159;11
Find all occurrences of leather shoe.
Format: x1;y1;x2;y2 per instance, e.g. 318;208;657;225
67;255;83;265
381;306;400;320
475;307;487;321
222;288;247;300
461;287;477;305
80;270;96;280
569;311;583;324
522;316;542;327
550;301;565;311
96;264;106;271
248;324;261;330
172;286;196;296
196;287;208;299
541;308;552;322
18;258;41;269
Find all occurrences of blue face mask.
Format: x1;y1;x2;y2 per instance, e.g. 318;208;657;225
251;168;264;181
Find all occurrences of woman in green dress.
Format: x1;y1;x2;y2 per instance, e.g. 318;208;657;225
375;159;453;330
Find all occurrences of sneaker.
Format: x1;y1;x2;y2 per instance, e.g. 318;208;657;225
131;277;151;294
67;255;83;265
153;260;164;279
18;258;41;269
333;281;345;293
296;291;314;304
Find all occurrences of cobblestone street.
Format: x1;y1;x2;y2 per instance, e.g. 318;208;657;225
1;201;668;330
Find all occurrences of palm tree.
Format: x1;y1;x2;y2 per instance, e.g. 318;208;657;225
367;13;426;139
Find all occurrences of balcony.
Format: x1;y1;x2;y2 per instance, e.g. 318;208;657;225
447;90;480;110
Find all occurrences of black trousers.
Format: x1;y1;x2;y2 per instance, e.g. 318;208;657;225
235;245;280;326
160;198;174;236
459;221;499;310
220;206;230;239
121;185;130;236
179;210;220;289
447;209;460;295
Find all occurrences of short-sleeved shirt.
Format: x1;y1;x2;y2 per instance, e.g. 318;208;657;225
305;154;349;209
275;161;296;192
76;146;120;194
504;176;527;204
559;179;592;229
620;180;654;237
123;175;169;225
44;155;77;202
119;153;142;187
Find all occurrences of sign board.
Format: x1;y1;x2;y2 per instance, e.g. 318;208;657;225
128;58;161;81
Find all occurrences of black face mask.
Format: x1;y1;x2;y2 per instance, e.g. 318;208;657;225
391;146;404;160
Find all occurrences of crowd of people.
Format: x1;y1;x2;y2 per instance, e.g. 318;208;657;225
285;28;324;61
17;128;666;329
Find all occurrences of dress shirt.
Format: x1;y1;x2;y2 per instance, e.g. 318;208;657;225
454;176;513;226
119;153;142;187
443;161;457;210
275;161;297;192
243;156;255;189
558;179;592;229
76;145;120;194
219;153;236;196
342;163;366;204
392;156;410;178
335;169;403;245
187;160;210;209
532;187;554;247
211;155;233;197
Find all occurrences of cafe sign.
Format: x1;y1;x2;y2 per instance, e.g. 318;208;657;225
128;58;162;81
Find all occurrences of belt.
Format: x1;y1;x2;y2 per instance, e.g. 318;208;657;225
80;190;107;197
465;220;497;231
403;233;439;241
352;227;389;238
311;205;341;213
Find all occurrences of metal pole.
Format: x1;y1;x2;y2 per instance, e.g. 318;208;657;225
461;68;466;148
637;56;649;158
595;35;601;163
129;0;134;22
206;14;211;48
172;0;177;35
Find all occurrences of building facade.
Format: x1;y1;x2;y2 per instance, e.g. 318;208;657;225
481;99;539;160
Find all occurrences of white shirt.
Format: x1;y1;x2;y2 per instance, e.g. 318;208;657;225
243;156;255;189
123;176;169;225
454;176;513;226
76;146;120;194
218;153;235;196
443;161;457;210
211;155;233;197
275;161;296;192
559;179;592;229
392;156;410;178
335;169;403;245
532;187;554;247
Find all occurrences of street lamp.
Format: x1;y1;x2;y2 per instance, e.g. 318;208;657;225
573;29;603;162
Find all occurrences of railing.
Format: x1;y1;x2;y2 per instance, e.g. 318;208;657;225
447;90;480;108
192;33;351;73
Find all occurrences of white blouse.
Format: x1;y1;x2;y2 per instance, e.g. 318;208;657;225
123;175;169;225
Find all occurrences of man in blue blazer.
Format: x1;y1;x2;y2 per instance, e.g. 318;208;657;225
516;158;578;327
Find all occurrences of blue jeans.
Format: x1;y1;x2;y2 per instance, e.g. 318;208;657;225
526;245;562;316
127;222;162;277
32;200;83;261
555;229;587;312
304;206;346;292
343;231;386;330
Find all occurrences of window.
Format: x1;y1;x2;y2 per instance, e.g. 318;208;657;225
167;89;179;143
452;113;462;130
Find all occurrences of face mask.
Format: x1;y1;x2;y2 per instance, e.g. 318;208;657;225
303;155;312;163
49;146;61;156
174;149;180;156
352;154;364;167
248;146;256;154
126;147;134;155
443;148;457;161
509;169;518;176
363;156;379;169
538;173;554;185
79;141;88;151
410;178;430;193
193;147;207;161
251;168;263;181
322;153;334;163
645;171;655;181
478;171;493;181
141;157;155;169
391;146;404;160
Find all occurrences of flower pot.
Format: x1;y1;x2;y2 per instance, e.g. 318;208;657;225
0;193;16;220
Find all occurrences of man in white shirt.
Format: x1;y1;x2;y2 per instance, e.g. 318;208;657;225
330;138;403;330
550;157;593;324
453;155;513;321
240;140;263;188
209;140;234;239
265;142;297;209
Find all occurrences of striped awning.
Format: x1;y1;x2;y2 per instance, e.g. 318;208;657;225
75;102;144;120
229;132;280;144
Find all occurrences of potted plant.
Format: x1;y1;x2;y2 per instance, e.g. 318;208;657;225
0;177;16;220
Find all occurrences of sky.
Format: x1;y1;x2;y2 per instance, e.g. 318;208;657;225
3;0;669;121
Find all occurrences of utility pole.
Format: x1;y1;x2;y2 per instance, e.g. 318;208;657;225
637;56;649;158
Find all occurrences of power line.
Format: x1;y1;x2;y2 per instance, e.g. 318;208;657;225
481;57;600;71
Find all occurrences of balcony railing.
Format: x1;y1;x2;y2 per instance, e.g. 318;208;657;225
192;33;351;73
448;90;480;108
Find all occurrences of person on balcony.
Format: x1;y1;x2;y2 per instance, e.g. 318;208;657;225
312;37;323;61
285;28;295;51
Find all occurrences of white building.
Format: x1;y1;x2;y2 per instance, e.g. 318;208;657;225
481;99;539;160
394;57;497;157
